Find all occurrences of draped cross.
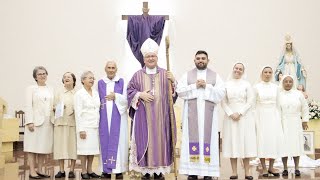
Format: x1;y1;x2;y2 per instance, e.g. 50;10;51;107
122;2;169;20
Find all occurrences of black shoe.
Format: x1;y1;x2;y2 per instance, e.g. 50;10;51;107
245;176;253;180
142;173;151;179
29;175;42;179
282;170;288;176
230;175;238;179
68;171;76;178
88;172;101;178
268;170;280;176
154;173;165;179
295;169;301;176
55;171;66;178
262;173;268;177
81;173;90;179
204;176;213;180
101;172;111;179
188;175;198;179
116;173;123;179
36;172;50;178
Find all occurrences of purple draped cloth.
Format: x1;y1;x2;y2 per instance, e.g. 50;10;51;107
126;15;166;67
127;67;176;168
98;79;124;173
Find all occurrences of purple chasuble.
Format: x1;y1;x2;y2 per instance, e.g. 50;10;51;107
187;68;216;163
127;67;176;168
98;78;124;173
126;15;165;68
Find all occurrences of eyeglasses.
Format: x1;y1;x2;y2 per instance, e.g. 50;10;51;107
36;73;47;76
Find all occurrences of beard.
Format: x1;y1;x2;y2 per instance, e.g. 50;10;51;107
196;63;207;70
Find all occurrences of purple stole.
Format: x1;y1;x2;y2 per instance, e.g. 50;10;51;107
187;68;216;163
98;78;124;173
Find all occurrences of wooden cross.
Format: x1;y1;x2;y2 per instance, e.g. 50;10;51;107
122;1;169;20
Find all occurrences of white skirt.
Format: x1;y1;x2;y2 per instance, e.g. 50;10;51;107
76;128;100;155
256;104;285;158
24;117;53;154
222;104;257;158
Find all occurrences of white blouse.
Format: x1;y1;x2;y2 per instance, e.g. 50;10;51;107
74;87;100;132
222;79;254;116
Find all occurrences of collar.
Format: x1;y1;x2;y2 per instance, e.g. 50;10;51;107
145;66;157;74
64;87;75;93
196;68;207;74
103;75;120;83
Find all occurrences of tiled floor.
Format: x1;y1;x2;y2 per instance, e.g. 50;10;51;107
1;145;320;180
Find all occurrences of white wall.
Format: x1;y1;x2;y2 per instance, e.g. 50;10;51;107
1;0;320;116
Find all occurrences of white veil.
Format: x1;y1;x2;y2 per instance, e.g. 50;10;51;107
227;62;247;81
279;74;297;91
258;65;275;83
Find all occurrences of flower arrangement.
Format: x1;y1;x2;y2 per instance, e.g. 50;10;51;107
309;100;320;120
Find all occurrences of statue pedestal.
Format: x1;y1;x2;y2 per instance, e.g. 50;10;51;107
308;119;320;159
307;119;320;148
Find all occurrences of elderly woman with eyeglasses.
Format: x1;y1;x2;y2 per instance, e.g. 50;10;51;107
74;71;101;179
24;66;54;179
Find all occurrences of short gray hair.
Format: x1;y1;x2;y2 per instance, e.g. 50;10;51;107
80;71;94;85
105;60;117;68
32;66;48;82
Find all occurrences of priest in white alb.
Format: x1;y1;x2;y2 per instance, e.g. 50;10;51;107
98;61;128;179
177;50;225;180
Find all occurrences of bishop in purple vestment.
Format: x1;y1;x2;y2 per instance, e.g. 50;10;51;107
127;38;176;179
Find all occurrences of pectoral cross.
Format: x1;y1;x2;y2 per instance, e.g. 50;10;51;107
122;2;169;20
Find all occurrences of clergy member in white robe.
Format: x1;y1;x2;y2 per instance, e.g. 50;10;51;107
221;62;256;180
98;61;128;179
254;66;284;177
177;50;225;180
279;75;309;177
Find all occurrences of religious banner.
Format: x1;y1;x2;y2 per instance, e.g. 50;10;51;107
123;2;168;67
